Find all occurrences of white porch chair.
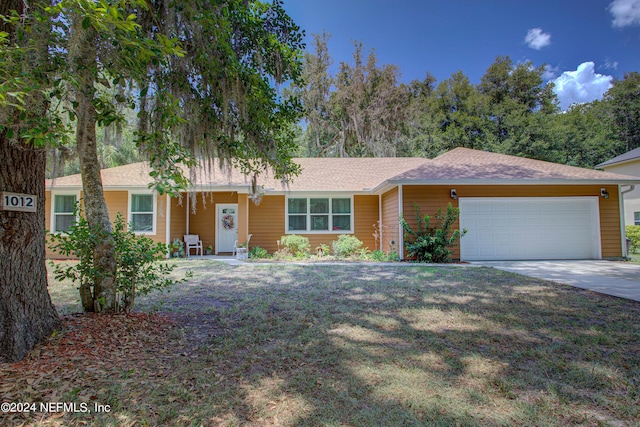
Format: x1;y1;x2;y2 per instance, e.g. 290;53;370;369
184;234;203;257
233;234;252;259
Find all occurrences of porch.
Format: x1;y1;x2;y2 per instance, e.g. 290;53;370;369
169;192;251;256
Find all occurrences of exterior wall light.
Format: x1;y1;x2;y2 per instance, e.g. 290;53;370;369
450;189;457;200
600;188;609;199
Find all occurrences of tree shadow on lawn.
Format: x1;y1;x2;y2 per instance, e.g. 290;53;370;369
120;264;640;425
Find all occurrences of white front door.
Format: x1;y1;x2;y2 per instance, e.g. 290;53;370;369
216;204;238;254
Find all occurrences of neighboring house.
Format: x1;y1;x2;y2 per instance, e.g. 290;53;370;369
596;147;640;227
46;148;640;261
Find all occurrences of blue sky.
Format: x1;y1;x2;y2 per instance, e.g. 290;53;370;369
284;0;640;110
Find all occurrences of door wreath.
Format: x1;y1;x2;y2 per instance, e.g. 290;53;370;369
222;214;235;230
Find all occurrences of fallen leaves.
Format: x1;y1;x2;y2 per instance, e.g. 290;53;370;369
0;312;179;426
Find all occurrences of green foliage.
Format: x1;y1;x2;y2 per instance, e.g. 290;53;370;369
386;251;400;262
401;203;467;263
170;238;185;258
331;234;365;258
604;72;640;153
295;47;635;169
368;249;400;262
49;210;184;312
249;246;270;259
279;235;310;257
626;226;640;254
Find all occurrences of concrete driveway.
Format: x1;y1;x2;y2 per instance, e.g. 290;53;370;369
475;260;640;302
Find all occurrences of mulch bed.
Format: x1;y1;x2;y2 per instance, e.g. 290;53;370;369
0;313;179;426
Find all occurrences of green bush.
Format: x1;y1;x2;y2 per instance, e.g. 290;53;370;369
279;234;310;257
627;225;640;254
249;246;270;259
369;249;386;261
49;210;184;312
387;251;400;262
401;203;467;263
332;234;364;258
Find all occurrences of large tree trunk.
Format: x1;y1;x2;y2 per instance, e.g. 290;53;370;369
0;136;62;362
0;0;61;363
69;15;117;313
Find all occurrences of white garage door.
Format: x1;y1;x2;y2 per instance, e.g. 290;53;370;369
459;197;601;261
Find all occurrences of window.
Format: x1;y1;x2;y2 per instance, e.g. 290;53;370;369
129;193;155;234
287;196;352;233
635;212;640;226
288;198;307;231
52;194;77;233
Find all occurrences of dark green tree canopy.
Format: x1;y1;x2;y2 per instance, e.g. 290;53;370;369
295;48;635;168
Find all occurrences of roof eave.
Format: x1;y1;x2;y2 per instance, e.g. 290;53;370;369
387;178;640;186
596;157;640;169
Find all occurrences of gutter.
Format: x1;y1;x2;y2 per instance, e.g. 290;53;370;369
369;178;640;195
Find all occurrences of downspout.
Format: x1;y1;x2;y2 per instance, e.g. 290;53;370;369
620;185;635;257
398;184;404;260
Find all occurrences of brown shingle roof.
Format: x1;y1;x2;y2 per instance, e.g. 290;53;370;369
47;148;640;193
387;148;640;183
46;157;431;192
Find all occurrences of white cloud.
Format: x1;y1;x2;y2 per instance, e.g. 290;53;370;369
525;28;551;50
603;58;619;70
543;64;559;80
608;0;640;28
552;62;613;111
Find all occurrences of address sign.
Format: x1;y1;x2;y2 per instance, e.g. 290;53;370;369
0;192;38;213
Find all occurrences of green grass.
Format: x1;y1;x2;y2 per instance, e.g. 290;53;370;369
628;253;640;265
3;260;640;426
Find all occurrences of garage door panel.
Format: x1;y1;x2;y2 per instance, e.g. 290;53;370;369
459;197;600;261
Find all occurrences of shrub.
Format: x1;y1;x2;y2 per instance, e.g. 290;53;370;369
279;234;310;257
249;246;270;259
49;210;185;312
401;203;467;263
170;238;185;257
627;225;640;254
387;251;400;262
332;234;364;258
370;249;387;262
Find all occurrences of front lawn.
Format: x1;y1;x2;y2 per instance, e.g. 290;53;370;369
2;261;639;426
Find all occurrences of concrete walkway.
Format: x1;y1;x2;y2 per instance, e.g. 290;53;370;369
476;260;640;302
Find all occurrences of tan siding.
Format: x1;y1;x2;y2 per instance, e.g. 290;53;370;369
381;188;399;254
169;196;187;247
402;185;623;259
248;195;379;254
104;191;128;224
238;194;249;245
353;195;379;251
44;190;52;231
249;195;285;252
155;194;168;246
603;163;640;226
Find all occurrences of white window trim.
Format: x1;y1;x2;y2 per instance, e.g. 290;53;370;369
50;191;81;234
128;191;157;235
285;195;354;234
635;212;640;226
